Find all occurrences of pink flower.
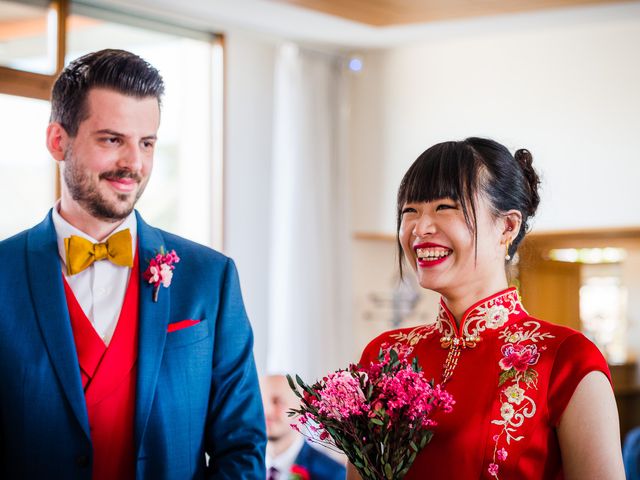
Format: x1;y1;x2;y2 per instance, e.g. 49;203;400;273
147;265;160;283
159;264;173;287
488;463;499;476
314;370;366;420
143;248;180;302
499;343;539;372
497;448;508;461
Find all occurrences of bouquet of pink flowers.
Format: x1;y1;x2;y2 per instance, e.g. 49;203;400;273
287;346;454;479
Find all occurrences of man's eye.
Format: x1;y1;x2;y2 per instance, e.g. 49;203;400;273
101;137;121;145
142;141;155;149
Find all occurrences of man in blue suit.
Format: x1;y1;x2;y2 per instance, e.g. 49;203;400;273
261;375;345;479
0;49;266;479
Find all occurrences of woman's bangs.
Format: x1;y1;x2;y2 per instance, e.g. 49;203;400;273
400;154;464;206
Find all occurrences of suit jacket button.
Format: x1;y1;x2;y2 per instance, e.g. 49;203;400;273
76;455;90;467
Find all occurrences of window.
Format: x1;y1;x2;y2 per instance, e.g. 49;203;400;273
0;0;57;75
0;94;54;238
0;1;223;248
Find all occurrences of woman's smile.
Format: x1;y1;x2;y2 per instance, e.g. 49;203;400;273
414;242;453;268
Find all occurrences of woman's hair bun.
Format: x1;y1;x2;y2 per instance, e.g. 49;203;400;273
514;148;540;218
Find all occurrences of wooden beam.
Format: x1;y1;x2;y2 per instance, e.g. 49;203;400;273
274;0;636;26
0;66;53;100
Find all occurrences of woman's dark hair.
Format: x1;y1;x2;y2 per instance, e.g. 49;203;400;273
50;49;165;136
396;137;541;276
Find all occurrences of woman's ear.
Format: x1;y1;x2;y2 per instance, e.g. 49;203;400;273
46;122;69;162
502;210;523;244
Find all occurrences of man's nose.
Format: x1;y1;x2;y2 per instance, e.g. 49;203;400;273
118;142;144;171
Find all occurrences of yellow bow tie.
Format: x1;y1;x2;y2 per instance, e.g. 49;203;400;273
64;229;133;276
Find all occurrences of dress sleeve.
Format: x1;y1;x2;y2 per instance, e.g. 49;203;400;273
358;331;393;367
547;333;611;426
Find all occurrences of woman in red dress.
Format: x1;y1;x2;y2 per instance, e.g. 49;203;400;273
348;138;624;479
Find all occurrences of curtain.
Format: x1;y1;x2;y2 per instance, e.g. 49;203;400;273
267;43;351;381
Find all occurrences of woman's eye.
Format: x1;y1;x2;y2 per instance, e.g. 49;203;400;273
436;203;456;211
401;207;417;215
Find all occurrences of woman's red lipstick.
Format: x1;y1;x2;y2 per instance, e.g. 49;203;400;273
414;242;452;268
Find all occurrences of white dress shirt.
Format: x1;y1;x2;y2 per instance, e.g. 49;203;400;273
52;205;137;345
266;436;304;478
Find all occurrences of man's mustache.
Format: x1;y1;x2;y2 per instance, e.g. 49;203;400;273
99;170;142;183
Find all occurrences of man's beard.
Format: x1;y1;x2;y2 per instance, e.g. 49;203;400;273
63;147;147;222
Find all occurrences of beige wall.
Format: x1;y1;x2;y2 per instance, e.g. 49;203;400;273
349;2;640;235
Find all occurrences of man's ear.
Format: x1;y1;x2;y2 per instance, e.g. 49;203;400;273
46;122;69;162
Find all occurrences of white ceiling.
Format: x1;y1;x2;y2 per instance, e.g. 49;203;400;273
85;0;637;49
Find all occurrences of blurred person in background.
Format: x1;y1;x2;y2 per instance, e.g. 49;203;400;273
261;374;346;479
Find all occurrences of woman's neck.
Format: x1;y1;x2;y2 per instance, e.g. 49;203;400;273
441;275;510;326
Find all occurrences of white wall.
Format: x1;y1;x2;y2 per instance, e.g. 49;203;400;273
350;2;640;235
223;31;277;373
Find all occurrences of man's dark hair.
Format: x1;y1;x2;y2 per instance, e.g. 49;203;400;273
50;49;165;136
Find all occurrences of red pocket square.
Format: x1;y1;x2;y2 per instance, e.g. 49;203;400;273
167;319;201;333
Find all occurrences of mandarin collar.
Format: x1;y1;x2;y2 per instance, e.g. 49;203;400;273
436;287;527;346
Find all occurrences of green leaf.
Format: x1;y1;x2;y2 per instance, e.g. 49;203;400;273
409;441;418;452
420;431;432;448
498;368;516;386
286;374;303;398
370;418;384;426
384;463;393;479
389;348;399;364
412;356;421;372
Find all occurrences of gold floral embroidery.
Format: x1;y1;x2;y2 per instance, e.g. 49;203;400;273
388;325;436;347
487;321;555;479
438;289;525;384
460;290;524;340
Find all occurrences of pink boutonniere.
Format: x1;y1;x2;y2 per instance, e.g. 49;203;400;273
143;247;180;302
290;464;310;480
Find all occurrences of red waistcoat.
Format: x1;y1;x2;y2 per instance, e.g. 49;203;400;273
63;254;139;480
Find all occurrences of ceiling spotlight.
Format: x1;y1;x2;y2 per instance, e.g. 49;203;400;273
348;56;363;72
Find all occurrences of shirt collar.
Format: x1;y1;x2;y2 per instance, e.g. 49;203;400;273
52;202;137;269
436;287;527;346
267;436;305;473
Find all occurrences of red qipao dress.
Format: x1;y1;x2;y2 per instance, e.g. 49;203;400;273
358;287;611;480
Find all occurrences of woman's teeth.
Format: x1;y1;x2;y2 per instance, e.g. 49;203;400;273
416;248;452;260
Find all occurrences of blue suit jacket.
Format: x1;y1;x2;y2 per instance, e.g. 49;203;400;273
0;211;266;479
294;443;345;480
624;427;640;480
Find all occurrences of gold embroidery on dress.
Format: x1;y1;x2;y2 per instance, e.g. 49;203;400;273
438;289;525;384
388;325;436;347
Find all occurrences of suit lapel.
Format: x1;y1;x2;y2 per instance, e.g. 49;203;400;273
134;212;171;452
26;211;91;440
294;442;313;470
